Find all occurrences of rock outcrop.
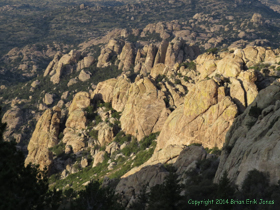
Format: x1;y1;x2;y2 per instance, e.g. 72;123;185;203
63;92;90;153
120;77;170;140
214;85;280;186
25;106;61;171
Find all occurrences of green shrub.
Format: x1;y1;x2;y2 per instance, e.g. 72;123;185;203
139;132;159;150
184;76;191;82
206;47;218;54
174;79;181;85
180;61;196;70
58;132;64;140
122;139;138;157
89;129;98;139
95;115;103;125
111;111;121;120
49;142;66;156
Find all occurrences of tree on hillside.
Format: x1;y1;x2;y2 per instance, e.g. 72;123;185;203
0;106;61;210
148;167;183;210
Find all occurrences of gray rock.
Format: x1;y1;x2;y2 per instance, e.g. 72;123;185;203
214;85;280;187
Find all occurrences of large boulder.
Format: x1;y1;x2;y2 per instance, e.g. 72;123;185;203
120;77;170;140
25;107;61;171
214;85;280;186
69;92;90;114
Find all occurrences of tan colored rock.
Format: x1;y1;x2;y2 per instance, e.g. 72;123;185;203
31;80;40;88
197;59;217;79
67;78;77;87
81;158;88;168
78;70;91;81
92;78;118;103
25;107;61;171
92;151;106;167
251;13;263;26
69;92;90;114
154;40;169;65
154;79;237;163
43;93;54;105
216;55;244;78
105;142;119;155
111;76;131;112
150;63;167;78
65;109;87;130
118;42;135;71
95;122;114;146
62;129;85;153
238;70;258;106
120;77;170;140
165;39;184;67
77;56;95;71
230;78;246;113
141;44;157;74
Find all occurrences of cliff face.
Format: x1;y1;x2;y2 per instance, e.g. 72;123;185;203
25;106;61;171
214;85;280;187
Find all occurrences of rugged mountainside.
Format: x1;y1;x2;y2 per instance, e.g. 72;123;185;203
3;0;280;209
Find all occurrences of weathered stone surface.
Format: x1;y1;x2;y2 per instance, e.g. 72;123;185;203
111;76;131;112
43;93;54;105
81;158;88;168
92;78;118;103
143;44;157;73
216;55;244;78
77;56;95;71
78;70;91;81
120;77;170;140
150;63;167;78
62;128;85;153
197;59;217;79
65;109;87;130
94;122;114;146
92;151;106;167
31;80;40;88
69;92;90;114
230;78;246;113
154;79;237;161
214;85;280;186
118;42;135;71
105;142;119;155
67;78;77;87
2;107;23;142
25;107;61;171
154;40;169;65
165;39;184;67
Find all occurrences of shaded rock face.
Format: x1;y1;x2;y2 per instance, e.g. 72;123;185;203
116;164;169;204
214;85;280;187
116;146;207;205
25;107;61;172
2;107;23;142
